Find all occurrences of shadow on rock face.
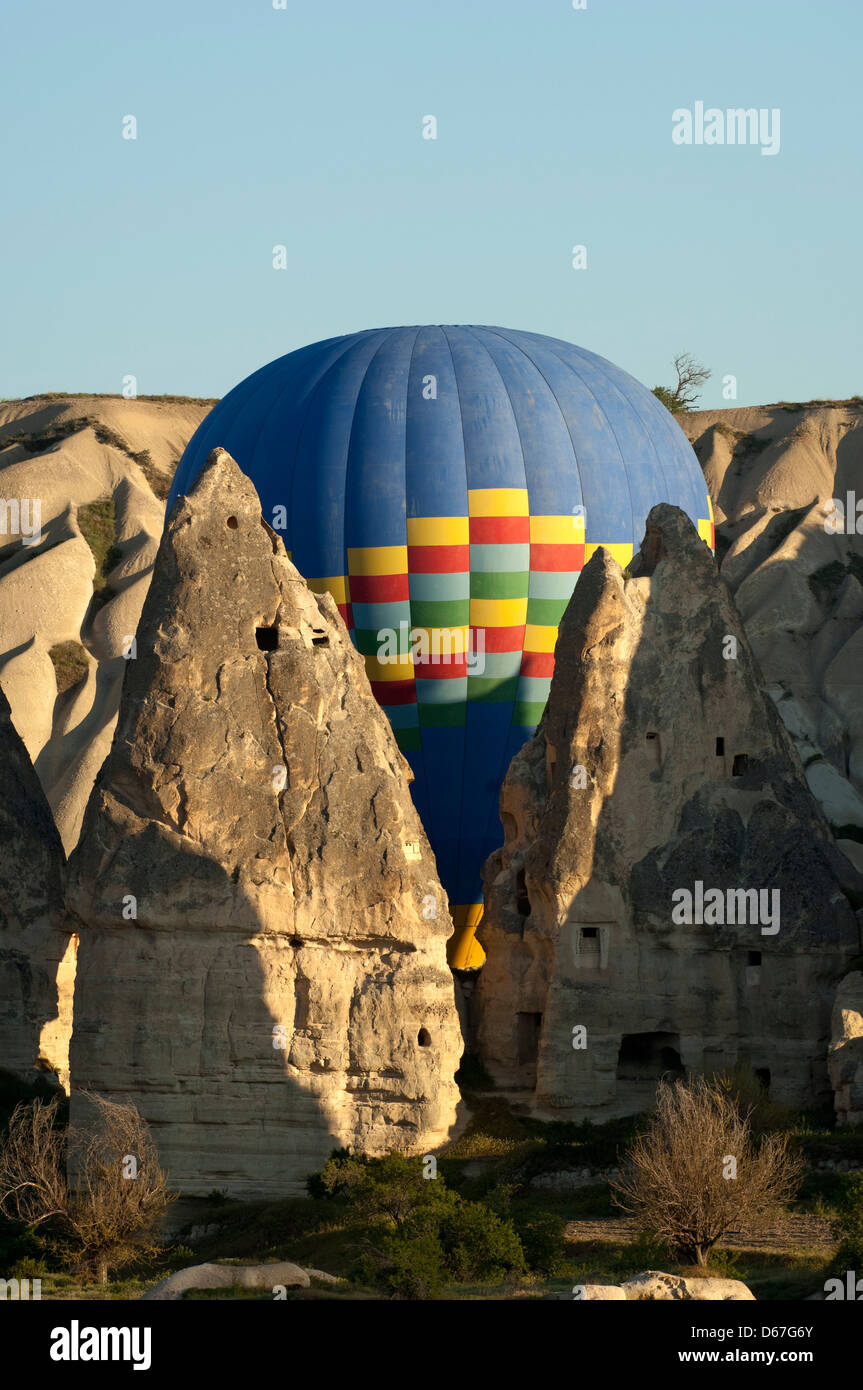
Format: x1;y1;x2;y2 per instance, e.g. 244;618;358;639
65;448;462;1198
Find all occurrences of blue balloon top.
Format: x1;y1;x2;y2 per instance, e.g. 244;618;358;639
170;327;713;933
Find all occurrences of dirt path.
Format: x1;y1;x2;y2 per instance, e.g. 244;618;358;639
565;1214;835;1255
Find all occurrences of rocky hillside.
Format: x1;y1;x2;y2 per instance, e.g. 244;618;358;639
0;395;213;850
680;402;863;873
1;393;861;870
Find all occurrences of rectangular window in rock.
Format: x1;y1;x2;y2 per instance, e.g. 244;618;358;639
746;949;762;987
517;1011;542;1066
570;922;610;970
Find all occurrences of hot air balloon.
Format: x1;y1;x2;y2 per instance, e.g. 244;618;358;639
169;326;714;968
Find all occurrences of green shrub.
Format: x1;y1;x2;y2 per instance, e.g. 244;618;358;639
652;385;679;413
0;1220;46;1271
510;1208;568;1275
369;1231;445;1299
438;1200;525;1282
308;1151;526;1297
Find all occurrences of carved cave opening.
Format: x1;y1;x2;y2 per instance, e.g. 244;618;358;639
617;1031;684;1085
517;1011;543;1066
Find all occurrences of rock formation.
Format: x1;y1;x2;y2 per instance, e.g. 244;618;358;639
620;1271;754;1301
546;1272;755;1300
66;448;461;1198
682;402;863;872
141;1261;311;1300
828;970;863;1127
4;395;863;881
0;686;75;1089
0;394;212;852
475;504;861;1117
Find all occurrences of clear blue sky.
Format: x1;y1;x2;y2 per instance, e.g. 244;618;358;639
2;0;860;406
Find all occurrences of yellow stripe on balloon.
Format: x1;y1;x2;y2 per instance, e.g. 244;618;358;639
530;514;586;543
406;515;470;546
523;623;558;653
364;654;415;683
467;487;529;517
307;575;350;604
347;545;408;575
469;596;529;627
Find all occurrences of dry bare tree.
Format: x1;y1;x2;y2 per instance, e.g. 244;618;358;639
0;1092;175;1283
610;1075;803;1266
653;352;711;413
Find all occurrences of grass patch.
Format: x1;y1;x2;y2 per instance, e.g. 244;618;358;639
48;640;90;694
444;1092;531;1160
77;499;118;584
77;497;122;612
20;1271;160;1300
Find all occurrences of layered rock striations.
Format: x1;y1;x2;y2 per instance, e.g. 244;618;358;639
0;686;75;1089
66;448;461;1196
475;504;861;1117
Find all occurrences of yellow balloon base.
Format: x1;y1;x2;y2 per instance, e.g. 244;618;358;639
447;903;486;970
